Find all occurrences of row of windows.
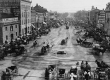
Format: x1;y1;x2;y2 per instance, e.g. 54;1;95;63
5;25;17;31
21;19;31;25
0;2;19;7
22;12;31;18
6;32;18;40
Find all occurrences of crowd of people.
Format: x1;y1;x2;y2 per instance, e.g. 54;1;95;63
0;35;33;59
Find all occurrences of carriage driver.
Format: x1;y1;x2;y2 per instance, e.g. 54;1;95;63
85;61;91;73
80;61;91;73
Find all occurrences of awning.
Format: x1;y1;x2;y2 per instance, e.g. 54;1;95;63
27;33;31;36
31;24;35;28
43;22;47;25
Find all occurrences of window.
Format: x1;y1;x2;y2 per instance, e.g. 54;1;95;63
22;12;23;17
24;12;25;17
28;27;29;31
15;25;17;28
28;19;29;23
16;32;17;36
5;27;7;31
24;19;25;24
10;26;13;31
6;35;8;40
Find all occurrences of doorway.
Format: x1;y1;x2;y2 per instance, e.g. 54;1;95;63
11;34;14;41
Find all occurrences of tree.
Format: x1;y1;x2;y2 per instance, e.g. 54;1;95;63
34;4;48;13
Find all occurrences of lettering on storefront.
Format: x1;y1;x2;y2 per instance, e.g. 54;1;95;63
1;17;18;25
2;18;18;23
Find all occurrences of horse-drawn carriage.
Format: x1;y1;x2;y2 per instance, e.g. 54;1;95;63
94;68;108;80
2;44;26;57
91;44;106;55
1;66;18;80
76;38;93;47
61;37;68;45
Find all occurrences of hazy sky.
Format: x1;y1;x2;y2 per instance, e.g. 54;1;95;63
31;0;110;12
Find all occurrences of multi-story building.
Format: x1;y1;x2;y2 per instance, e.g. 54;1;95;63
0;17;19;44
31;8;36;25
0;0;32;36
97;9;105;29
0;0;20;18
105;3;110;35
89;6;100;27
20;0;31;36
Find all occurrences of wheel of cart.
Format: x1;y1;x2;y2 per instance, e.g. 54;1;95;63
57;68;66;80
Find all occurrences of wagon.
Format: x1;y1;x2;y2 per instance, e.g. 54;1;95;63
94;68;108;80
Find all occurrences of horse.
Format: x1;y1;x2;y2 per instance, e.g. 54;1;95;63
81;41;93;47
76;39;81;44
41;46;47;55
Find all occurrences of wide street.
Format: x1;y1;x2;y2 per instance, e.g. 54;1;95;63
0;25;110;80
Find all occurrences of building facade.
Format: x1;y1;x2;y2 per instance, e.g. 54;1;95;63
97;10;105;29
20;0;31;36
89;6;99;27
31;9;36;24
0;17;19;44
105;3;110;35
0;0;32;36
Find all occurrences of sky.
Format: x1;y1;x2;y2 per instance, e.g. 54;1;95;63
31;0;110;13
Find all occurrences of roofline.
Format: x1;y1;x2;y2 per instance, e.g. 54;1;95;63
21;0;32;3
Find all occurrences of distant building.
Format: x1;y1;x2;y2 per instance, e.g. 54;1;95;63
37;12;44;23
89;6;100;27
97;9;105;29
31;9;36;25
0;17;19;44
